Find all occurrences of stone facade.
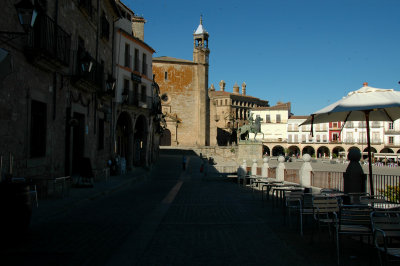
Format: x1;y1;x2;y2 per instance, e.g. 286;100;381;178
209;81;269;146
0;0;160;186
153;18;210;146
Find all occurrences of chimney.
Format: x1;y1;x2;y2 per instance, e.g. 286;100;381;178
241;82;246;95
363;82;368;87
233;82;239;94
132;16;146;41
219;80;226;91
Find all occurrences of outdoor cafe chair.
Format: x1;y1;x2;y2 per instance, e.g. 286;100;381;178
312;196;339;240
370;211;400;266
285;192;314;236
285;190;303;231
335;204;374;265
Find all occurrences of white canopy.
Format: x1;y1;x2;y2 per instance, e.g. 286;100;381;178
301;85;400;125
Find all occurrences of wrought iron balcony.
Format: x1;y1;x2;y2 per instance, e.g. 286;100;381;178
26;14;71;67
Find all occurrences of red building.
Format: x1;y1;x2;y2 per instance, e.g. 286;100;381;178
329;121;343;142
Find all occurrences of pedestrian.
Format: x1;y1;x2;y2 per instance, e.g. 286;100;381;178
182;155;187;170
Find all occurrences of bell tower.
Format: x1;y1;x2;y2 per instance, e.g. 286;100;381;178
193;15;210;64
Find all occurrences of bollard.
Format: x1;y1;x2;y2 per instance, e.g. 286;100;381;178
276;156;285;181
261;157;269;178
300;154;312;187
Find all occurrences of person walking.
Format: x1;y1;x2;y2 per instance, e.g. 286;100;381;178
182;155;187;170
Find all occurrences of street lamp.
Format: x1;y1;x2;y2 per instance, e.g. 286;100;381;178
15;0;38;31
121;89;129;103
106;74;116;92
0;0;37;38
80;52;93;73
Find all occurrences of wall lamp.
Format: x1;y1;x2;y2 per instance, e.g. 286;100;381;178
0;0;38;39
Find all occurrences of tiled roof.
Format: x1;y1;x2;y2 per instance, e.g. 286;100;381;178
153;56;194;64
253;102;290;111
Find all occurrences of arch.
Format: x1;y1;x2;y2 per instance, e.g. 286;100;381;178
380;148;394;153
363;147;377;159
397;149;400;154
317;146;330;158
302;146;315;157
160;128;172;146
332;146;345;158
288;145;300;157
272;145;285;156
133;115;148;167
116;112;133;171
263;145;270;156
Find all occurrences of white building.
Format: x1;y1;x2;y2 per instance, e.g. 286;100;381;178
249;102;291;142
112;0;161;169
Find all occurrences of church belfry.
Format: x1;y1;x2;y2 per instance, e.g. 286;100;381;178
193;16;210;64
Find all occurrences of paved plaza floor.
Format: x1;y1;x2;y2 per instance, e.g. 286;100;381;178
0;149;378;265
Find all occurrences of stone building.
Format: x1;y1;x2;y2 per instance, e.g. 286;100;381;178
153;17;210;146
0;0;121;181
209;81;269;146
113;0;161;170
0;1;160;188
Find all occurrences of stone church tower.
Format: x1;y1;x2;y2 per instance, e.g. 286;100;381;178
153;17;210;146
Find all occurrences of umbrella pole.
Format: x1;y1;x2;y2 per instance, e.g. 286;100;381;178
365;111;374;196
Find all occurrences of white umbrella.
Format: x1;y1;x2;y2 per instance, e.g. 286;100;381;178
301;83;400;195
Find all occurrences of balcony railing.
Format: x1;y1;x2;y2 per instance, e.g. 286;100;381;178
385;129;400;134
27;14;71;66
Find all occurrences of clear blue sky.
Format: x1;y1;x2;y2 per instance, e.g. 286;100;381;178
124;0;400;115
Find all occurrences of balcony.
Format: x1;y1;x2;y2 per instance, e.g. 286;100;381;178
25;14;71;69
385;129;400;134
343;138;355;144
127;93;153;109
287;127;299;132
72;51;104;93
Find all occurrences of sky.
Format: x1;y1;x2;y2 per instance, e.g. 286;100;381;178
124;0;400;115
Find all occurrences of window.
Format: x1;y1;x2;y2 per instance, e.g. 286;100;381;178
98;118;104;150
332;122;338;128
225;99;227;105
265;115;271;123
164;71;168;80
276;114;281;123
134;49;139;72
142;53;147;76
124;44;130;68
332;133;339;142
389;136;394;144
389;122;394;130
100;12;110;40
141;85;146;102
30;100;47;158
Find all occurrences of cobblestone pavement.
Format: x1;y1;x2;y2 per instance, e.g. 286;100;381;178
1;149;377;266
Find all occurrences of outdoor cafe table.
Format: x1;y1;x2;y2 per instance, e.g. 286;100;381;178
253;181;285;201
271;186;305;206
369;202;400;210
